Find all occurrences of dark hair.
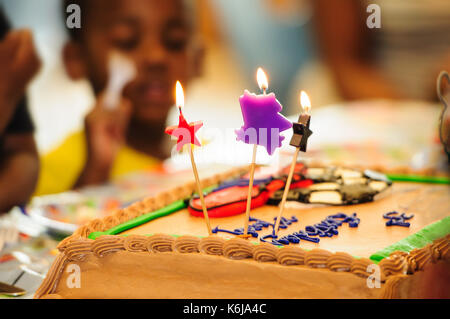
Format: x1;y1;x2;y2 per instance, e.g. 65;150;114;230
63;0;195;42
0;6;11;39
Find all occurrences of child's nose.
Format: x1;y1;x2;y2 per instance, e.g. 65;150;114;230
139;38;167;66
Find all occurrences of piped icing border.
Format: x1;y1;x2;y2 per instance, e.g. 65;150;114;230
35;233;450;299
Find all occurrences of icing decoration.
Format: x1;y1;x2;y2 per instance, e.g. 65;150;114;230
212;212;359;247
269;166;392;206
235;90;292;155
199;236;226;255
305;248;333;268
91;235;124;257
378;254;408;277
327;252;354;272
147;234;175;253
88;200;187;240
252;243;278;262
350;258;374;278
189;185;270;218
172;235;201;253
123;235;148;252
383;211;414;227
276;246;306;265
222;237;254;260
37;232;450;299
370;215;450;262
188;172;312;218
212;216;298;239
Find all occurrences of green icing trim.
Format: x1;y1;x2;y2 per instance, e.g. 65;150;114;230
386;174;450;185
370;216;450;263
88;200;187;240
87;184;222;240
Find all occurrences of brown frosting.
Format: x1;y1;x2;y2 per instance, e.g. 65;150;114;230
155;191;177;208
124;205;141;220
123;235;149;252
34;253;67;299
380;275;409;299
114;209;130;224
276;247;306;265
350;258;374;278
103;215;119;230
326;252;354;272
305;249;333;268
430;236;450;262
406;247;432;273
64;238;93;262
252;243;278;262
199;236;226;255
389;250;408;258
86;218;107;232
142;197;156;212
57;235;79;252
223;238;253;260
91;235;125;257
147;234;174;253
172;235;201;253
173;185;192;200
379;254;408;277
72;225;93;238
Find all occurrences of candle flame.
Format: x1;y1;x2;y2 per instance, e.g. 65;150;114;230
257;67;268;93
300;91;311;114
175;81;184;109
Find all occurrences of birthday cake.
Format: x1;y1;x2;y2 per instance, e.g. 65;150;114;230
34;163;450;299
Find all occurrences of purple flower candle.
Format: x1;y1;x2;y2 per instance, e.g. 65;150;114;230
235;69;292;155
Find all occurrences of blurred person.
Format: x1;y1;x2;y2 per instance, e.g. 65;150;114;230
0;9;40;212
35;0;204;195
291;0;450;107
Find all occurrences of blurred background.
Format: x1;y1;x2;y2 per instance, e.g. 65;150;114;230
0;0;448;156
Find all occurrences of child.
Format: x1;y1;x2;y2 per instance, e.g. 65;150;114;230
0;9;41;212
36;0;204;195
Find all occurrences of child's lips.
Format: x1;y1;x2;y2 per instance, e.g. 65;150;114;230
141;82;169;102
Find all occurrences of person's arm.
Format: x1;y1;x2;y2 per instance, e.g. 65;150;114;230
312;0;403;100
0;30;40;133
0;133;39;213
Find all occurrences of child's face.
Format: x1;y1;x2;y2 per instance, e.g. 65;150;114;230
71;0;199;124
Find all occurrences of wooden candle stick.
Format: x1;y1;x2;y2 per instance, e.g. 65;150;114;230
274;91;313;236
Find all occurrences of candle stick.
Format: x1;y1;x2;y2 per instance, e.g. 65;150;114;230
165;81;212;235
236;68;292;236
274;91;313;236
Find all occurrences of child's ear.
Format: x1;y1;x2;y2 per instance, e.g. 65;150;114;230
62;42;86;80
190;38;205;78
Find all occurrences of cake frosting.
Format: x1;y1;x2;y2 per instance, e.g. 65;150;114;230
35;165;450;299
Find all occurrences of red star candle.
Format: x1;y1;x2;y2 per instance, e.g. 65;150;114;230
165;81;212;235
235;68;292;236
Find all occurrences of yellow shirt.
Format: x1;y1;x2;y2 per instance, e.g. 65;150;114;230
35;131;160;196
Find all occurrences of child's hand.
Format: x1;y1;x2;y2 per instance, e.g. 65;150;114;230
0;29;40;132
83;95;132;174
